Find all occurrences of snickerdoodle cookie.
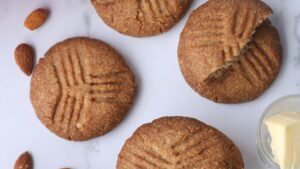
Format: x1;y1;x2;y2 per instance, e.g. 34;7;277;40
30;37;137;141
91;0;193;37
117;116;244;169
178;0;282;103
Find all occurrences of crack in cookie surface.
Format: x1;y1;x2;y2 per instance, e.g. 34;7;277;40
178;0;281;103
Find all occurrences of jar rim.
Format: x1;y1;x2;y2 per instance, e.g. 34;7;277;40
256;94;300;168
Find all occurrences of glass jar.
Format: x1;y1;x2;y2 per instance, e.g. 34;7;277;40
256;94;300;168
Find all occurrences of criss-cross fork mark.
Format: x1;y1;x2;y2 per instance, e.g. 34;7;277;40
222;6;257;62
174;135;223;167
139;0;176;21
169;129;223;163
175;132;234;169
52;94;86;133
235;40;275;87
121;133;172;169
185;13;225;49
120;128;228;169
51;47;134;132
207;6;271;82
123;144;171;169
217;6;257;62
231;6;257;39
89;69;135;106
186;5;259;64
221;41;242;62
138;0;180;32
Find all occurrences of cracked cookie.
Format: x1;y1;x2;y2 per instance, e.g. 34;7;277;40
117;116;244;169
91;0;193;37
30;37;137;141
178;0;282;103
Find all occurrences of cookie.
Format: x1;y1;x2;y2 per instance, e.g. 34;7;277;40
117;116;244;169
30;37;137;141
178;0;282;103
91;0;193;37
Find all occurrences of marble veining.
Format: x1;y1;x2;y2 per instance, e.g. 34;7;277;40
294;15;300;65
82;10;92;36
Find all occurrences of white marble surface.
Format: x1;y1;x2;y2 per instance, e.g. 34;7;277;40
0;0;300;168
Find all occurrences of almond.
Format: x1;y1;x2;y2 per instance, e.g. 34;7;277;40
14;151;33;169
14;43;35;76
24;8;49;31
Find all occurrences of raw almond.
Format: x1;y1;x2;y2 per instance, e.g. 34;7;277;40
14;43;35;76
24;8;49;31
14;151;33;169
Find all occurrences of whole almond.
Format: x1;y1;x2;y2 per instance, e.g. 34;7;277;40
14;43;34;76
24;8;49;31
14;151;33;169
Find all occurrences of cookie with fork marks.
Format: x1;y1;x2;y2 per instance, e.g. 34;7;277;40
30;37;137;141
117;116;244;169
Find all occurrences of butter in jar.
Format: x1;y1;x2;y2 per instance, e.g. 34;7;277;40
265;112;300;169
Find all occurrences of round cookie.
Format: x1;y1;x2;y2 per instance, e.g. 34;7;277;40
178;0;282;103
30;37;137;141
91;0;193;37
117;116;244;169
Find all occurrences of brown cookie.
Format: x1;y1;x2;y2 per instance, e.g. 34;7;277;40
117;116;244;169
30;37;137;141
178;0;282;103
91;0;193;37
